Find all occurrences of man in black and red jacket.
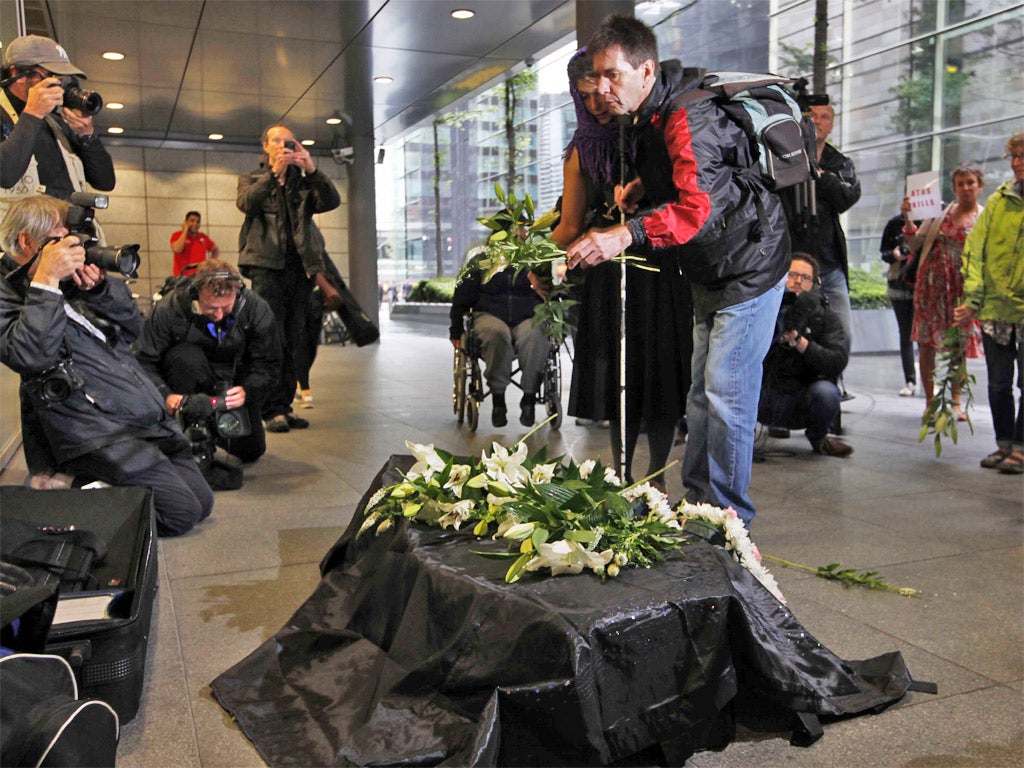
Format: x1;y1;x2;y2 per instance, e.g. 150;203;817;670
566;14;789;528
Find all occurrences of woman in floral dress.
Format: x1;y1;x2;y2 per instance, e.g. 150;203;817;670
902;162;985;416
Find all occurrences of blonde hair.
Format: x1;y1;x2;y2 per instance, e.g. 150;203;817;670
0;195;69;258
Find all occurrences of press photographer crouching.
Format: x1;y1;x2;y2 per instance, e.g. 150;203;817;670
758;253;854;458
0;195;213;535
136;259;281;489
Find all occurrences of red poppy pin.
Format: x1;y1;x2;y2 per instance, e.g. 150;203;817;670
651;113;663;129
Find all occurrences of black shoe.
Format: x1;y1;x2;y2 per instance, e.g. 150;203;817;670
520;402;536;427
492;406;508;428
285;413;309;429
767;426;791;439
266;415;290;433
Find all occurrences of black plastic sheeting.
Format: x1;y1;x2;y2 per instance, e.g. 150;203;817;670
211;456;918;767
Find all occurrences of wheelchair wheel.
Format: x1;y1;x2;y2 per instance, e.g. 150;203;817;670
466;357;482;432
543;345;562;431
453;348;467;423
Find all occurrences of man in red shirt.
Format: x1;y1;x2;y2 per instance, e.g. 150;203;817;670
170;210;219;275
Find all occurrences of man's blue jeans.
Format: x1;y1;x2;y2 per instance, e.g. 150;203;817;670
683;278;785;526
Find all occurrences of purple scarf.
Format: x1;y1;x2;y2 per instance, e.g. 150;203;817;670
563;48;620;189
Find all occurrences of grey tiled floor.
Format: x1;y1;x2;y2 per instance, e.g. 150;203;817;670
5;313;1022;766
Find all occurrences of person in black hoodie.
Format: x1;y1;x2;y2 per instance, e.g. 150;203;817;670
759;253;853;457
450;255;547;428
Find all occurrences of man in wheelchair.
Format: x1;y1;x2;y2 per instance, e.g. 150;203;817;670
758;253;854;458
450;263;547;427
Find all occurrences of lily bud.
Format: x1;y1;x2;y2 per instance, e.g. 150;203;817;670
503;522;535;541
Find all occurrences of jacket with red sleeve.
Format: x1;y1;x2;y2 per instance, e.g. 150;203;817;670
623;61;790;320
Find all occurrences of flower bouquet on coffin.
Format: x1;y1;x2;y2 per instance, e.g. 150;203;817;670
358;426;788;604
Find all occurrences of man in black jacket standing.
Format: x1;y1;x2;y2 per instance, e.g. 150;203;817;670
566;15;789;527
135;259;282;466
0;195;212;536
759;254;853;457
237;124;340;433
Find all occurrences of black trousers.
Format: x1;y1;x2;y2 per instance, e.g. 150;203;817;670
242;263;314;419
159;342;266;462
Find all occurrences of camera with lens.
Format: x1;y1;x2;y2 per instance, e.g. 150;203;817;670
59;76;103;116
25;358;84;405
65;192;141;277
178;384;251;441
896;236;912;258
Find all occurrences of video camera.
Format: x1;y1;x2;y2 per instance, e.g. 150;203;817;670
66;192;141;277
178;384;251;442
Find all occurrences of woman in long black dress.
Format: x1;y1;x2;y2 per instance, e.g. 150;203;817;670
552;49;691;488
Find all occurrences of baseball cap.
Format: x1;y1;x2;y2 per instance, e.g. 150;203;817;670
2;35;86;77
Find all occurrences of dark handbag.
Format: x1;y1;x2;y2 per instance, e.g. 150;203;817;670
335;285;380;347
897;249;919;290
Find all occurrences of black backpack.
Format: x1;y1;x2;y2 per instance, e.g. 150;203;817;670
676;71;816;191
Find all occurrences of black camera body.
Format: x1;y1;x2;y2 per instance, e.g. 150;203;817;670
25;358;84;405
179;385;251;441
65;192;141;277
59;76;103;116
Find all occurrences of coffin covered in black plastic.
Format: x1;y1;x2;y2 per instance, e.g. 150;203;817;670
211;456;917;766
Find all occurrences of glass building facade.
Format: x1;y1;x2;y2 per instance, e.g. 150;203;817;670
377;0;1023;281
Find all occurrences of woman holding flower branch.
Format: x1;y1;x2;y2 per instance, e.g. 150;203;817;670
955;134;1024;474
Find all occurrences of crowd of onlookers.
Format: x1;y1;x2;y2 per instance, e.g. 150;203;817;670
2;25;1020;544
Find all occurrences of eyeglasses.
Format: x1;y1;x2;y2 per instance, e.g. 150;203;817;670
787;271;814;283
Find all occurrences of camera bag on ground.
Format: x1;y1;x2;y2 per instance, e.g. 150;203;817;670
0;653;119;768
0;486;158;724
675;72;815;191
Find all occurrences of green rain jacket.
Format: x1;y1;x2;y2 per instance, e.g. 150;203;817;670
961;179;1024;324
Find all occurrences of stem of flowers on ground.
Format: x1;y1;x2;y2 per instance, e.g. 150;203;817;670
622;461;680;493
518;413;557;444
763;554;921;597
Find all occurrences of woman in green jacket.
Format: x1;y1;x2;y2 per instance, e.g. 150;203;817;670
956;133;1024;474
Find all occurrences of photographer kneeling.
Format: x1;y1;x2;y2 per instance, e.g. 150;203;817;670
136;259;280;488
0;195;213;535
759;253;854;458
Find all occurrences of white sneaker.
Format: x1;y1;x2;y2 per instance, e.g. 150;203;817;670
899;381;916;397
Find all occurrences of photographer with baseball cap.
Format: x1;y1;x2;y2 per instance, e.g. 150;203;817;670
1;35;115;208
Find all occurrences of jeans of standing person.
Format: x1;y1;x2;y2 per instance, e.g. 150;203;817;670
890;296;916;384
471;312;549;396
242;262;314;420
982;328;1024;449
818;267;853;353
683;277;785;527
758;379;841;445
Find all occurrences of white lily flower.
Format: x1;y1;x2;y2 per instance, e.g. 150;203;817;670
530;463;557;484
525;539;613;576
603;466;621;485
444;464;473;497
437;498;476;530
405;441;446;480
481;441;530;487
578;459;596;480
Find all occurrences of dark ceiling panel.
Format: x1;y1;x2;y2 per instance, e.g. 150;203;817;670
4;0;573;147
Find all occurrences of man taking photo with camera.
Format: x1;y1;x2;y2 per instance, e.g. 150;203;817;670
0;195;212;536
0;35;115;207
758;253;853;458
136;259;281;485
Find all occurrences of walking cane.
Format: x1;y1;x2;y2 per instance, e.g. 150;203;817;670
615;115;630;480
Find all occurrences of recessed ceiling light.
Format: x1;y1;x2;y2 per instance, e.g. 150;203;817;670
106;102;124;110
208;133;224;141
301;139;315;146
451;9;474;19
107;126;124;134
101;51;125;61
326;116;342;125
374;76;393;84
